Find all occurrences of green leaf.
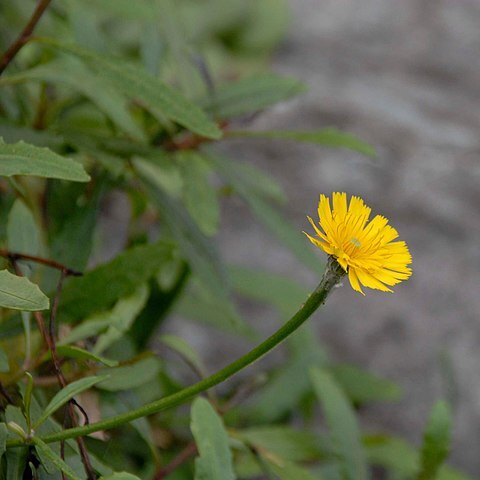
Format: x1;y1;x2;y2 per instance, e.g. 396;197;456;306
209;154;324;273
177;151;220;236
310;367;368;480
228;128;376;157
264;457;317;480
0;270;49;311
7;199;40;257
0;422;7;461
99;473;142;480
4;447;29;480
417;401;452;480
237;426;323;463
58;241;172;324
331;364;401;404
365;435;470;480
1;59;147;142
229;265;309;317
33;437;83;480
190;397;236;480
201;73;306;119
93;283;149;355
136;164;244;331
0;346;10;373
160;334;207;377
0;139;90;182
45;345;118;367
34;375;109;428
39;38;222;139
97;356;162;391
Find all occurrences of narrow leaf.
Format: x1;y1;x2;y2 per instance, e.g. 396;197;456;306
58;241;172;324
34;375;108;428
7;199;40;256
228;128;376;157
190;397;236;480
96;356;161;391
331;364;401;404
39;38;222;139
209;154;323;272
0;138;89;182
33;437;83;480
44;345;119;367
201;73;306;119
0;270;49;311
99;474;142;480
310;367;368;480
160;334;207;376
417;401;452;480
177;151;220;236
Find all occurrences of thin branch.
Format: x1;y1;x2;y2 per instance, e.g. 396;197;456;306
154;442;198;480
0;248;82;276
0;0;53;76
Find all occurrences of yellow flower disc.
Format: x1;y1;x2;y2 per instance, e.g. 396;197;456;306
305;192;412;295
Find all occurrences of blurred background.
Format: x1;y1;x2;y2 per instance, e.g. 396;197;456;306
169;0;480;475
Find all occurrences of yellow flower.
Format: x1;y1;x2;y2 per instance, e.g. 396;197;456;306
305;192;412;295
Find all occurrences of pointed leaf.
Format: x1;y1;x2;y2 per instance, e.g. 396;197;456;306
34;375;109;428
7;199;40;256
58;241;172;324
310;367;368;480
33;437;83;480
0;139;89;182
228;128;376;157
417;401;452;480
38;38;222;139
190;397;236;480
201;74;306;119
0;270;49;311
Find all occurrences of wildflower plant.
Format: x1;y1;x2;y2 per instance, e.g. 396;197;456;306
0;1;467;479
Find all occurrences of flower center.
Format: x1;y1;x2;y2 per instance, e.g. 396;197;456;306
350;237;361;248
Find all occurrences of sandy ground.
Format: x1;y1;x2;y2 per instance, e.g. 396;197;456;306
208;0;480;475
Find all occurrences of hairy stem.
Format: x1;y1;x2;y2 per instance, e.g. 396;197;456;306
8;258;344;447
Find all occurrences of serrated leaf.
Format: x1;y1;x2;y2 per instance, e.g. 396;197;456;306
228;128;376;157
33;437;83;480
58;241;172;324
331;364;401;404
0;138;89;182
97;356;161;391
7;199;40;257
34;375;109;428
201;73;305;119
190;397;236;480
209;154;324;273
310;367;368;480
0;270;49;311
39;38;222;139
177;151;220;236
417;401;452;480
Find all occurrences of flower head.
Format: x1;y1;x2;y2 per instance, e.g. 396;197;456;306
305;192;412;295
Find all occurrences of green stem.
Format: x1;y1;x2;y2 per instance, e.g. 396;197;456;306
7;258;344;448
